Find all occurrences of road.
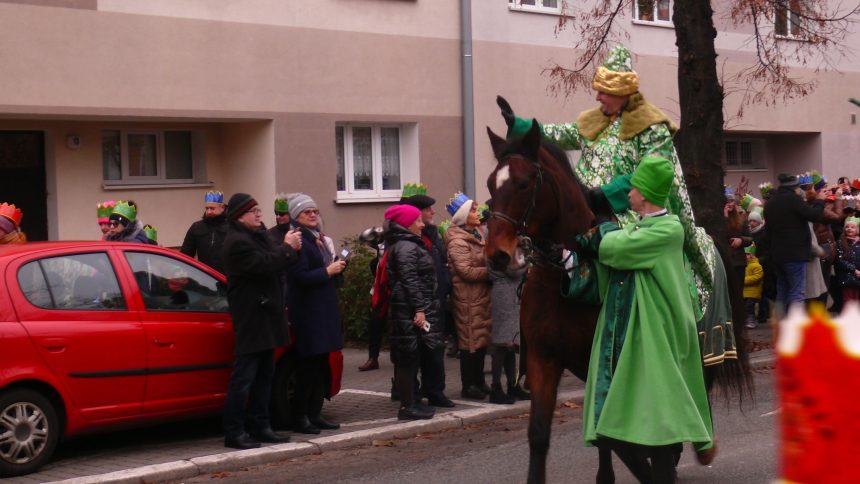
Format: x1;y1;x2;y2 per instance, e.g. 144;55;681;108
169;365;778;484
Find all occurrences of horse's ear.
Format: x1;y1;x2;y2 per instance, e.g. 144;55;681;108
487;127;507;160
523;118;542;159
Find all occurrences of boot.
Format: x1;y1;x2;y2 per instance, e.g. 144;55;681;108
390;377;399;401
292;415;321;435
309;415;340;430
358;357;379;371
398;403;435;420
508;382;531;401
489;383;515;404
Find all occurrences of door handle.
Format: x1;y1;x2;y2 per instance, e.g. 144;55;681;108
153;338;174;347
40;338;68;352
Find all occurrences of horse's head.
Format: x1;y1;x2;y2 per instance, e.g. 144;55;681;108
485;119;593;271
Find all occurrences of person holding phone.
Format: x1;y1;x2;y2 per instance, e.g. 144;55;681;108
286;193;345;434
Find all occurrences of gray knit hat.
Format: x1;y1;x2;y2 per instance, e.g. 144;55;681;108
288;193;318;220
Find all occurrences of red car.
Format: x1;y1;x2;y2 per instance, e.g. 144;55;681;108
0;241;342;477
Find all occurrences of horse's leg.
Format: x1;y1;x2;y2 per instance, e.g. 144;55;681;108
525;354;562;484
596;446;615;484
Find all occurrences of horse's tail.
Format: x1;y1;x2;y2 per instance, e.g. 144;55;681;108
705;237;755;405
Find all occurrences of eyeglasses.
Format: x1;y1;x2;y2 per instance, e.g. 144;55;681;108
108;221;120;228
250;208;262;215
302;209;320;216
275;212;289;217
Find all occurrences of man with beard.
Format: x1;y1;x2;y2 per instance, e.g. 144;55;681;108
181;190;229;273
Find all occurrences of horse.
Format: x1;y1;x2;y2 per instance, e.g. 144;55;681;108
484;117;750;483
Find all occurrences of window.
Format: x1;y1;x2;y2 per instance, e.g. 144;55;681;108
102;129;202;185
633;0;672;24
17;253;126;310
775;0;803;38
723;139;766;170
125;252;228;312
508;0;560;14
336;124;419;202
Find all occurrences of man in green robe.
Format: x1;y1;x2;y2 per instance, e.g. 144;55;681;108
502;44;735;365
583;156;714;483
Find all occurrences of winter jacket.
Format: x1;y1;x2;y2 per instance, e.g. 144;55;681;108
422;223;452;309
445;225;491;352
286;223;344;357
743;256;763;300
751;225;776;300
222;221;297;356
107;220;153;245
180;214;229;274
836;238;860;288
489;260;526;347
268;222;294;300
385;222;443;364
762;187;826;263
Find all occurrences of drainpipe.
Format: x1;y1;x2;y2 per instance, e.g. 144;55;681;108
461;0;475;198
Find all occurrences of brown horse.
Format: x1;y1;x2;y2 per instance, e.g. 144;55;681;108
484;119;749;484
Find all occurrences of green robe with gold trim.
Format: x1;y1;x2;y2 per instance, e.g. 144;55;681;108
582;214;713;449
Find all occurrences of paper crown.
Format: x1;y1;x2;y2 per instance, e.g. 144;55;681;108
724;185;736;200
438;219;452;237
758;182;774;198
0;202;23;227
810;170;824;187
845;216;860;226
143;224;157;242
851;178;860;191
446;192;471;217
752;206;764;217
274;192;289;213
798;172;813;186
97;200;116;221
401;182;428;198
477;203;490;222
739;194;761;211
204;191;224;204
111;200;137;222
744;244;756;255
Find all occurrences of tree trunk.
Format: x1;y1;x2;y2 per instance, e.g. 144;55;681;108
673;1;725;242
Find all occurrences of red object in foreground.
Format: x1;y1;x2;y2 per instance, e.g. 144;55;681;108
0;241;342;477
778;303;860;484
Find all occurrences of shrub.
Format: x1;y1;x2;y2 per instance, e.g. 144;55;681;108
337;236;378;343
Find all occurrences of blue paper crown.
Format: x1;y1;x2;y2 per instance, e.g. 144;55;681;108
798;173;813;185
724;185;735;199
205;191;224;204
446;192;471;217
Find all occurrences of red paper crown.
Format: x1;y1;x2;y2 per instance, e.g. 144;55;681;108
0;202;23;227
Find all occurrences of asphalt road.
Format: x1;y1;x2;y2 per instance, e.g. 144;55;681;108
169;366;778;484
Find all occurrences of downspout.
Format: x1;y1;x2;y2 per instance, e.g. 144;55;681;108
461;0;475;198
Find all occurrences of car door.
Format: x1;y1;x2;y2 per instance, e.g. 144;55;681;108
122;250;234;415
12;250;146;421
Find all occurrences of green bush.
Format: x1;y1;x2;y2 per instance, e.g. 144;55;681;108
337;236;377;343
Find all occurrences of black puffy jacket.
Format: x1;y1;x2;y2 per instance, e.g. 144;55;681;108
180;214;229;274
385;222;444;362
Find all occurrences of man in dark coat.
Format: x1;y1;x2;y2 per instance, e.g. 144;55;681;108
180;191;229;274
762;174;827;313
221;193;301;450
401;192;454;408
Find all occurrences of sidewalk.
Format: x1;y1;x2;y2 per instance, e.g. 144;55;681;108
14;331;774;484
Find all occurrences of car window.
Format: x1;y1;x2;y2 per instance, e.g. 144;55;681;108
17;253;126;310
125;252;228;312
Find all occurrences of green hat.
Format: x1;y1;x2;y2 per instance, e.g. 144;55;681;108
600;174;632;213
274;192;289;213
143;224;157;243
744;244;756;256
110;200;137;223
401;182;428;198
845;216;860;227
508;116;542;139
630;156;673;206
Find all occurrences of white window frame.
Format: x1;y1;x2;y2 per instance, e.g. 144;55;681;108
723;138;767;171
508;0;561;15
632;0;674;27
336;124;418;203
774;0;805;40
102;129;204;187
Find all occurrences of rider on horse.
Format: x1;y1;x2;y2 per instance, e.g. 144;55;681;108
501;44;736;367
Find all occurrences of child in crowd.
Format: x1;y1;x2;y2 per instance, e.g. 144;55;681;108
836;217;860;303
743;244;764;328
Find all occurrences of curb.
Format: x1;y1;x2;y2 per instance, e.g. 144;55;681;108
48;353;776;484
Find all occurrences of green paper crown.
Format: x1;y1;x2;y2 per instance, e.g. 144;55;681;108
274;192;289;213
744;244;756;256
603;44;634;72
111;200;137;222
758;182;773;198
401;182;428;198
845;216;860;227
143;224;157;242
97;200;115;219
438;219;452;237
811;170;823;185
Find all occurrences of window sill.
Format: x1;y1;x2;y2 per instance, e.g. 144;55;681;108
724;168;768;173
335;195;403;204
631;19;674;28
508;6;561;16
103;182;214;190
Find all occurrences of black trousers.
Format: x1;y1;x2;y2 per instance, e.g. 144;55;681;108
293;353;328;420
367;315;386;359
419;344;446;399
223;349;275;438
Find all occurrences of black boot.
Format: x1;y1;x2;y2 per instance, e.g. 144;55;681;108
249;427;291;443
398;403;435;420
292;415;321;434
309;415;340;430
508;382;531;401
224;432;261;450
489;383;515;404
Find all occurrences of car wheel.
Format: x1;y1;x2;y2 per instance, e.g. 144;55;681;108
0;389;60;477
270;356;297;430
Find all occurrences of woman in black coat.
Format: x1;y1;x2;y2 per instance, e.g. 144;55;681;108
383;204;440;420
285;193;346;434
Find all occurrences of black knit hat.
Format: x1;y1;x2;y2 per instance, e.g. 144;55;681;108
226;193;258;220
400;194;436;209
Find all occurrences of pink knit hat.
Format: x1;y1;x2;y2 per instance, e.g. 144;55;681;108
384;204;421;229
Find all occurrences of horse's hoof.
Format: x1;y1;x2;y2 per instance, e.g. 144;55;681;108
696;442;717;466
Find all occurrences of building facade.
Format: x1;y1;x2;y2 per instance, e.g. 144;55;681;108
1;0;858;245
